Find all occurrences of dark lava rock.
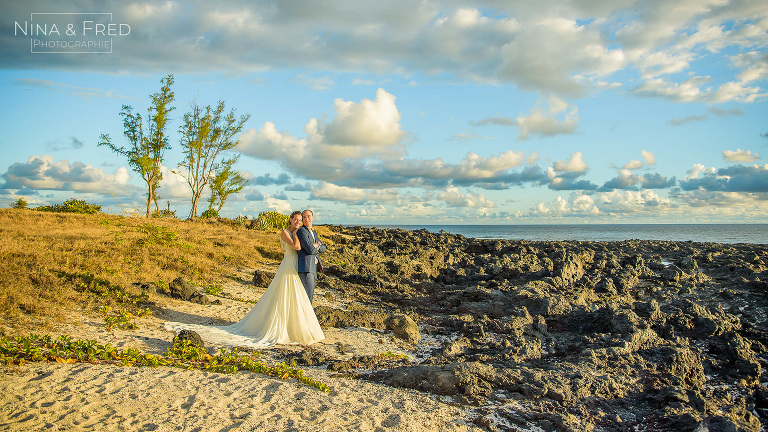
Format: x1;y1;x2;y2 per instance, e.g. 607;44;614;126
172;329;205;351
252;269;275;287
314;305;387;329
167;277;216;305
384;313;420;344
319;225;768;431
328;353;410;373
289;349;329;366
713;331;762;386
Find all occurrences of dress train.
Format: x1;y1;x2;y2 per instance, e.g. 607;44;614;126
164;237;325;348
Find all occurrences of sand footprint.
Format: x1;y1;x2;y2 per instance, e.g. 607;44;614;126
380;413;402;428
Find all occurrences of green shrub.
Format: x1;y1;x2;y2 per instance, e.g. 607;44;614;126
37;198;101;214
233;215;248;227
220;215;249;229
201;209;219;219
255;211;288;230
11;198;27;209
152;208;177;218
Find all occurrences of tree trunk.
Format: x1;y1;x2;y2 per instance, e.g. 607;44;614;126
146;179;153;218
190;194;199;218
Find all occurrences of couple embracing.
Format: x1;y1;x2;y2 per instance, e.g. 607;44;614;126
165;210;326;348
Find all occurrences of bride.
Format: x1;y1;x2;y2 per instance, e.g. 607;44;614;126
164;211;325;348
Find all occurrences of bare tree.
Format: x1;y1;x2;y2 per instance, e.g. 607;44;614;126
176;99;250;218
98;75;175;217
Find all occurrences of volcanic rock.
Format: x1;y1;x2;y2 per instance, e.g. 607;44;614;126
384;313;420;344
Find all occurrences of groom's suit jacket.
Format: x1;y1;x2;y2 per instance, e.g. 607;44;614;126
297;226;325;273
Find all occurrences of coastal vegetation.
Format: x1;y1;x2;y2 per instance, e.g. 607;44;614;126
0;334;330;392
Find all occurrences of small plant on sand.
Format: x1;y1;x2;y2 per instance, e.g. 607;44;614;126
99;306;152;331
166;340;330;391
204;283;224;296
377;351;408;360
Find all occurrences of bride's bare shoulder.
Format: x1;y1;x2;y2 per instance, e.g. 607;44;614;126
279;229;294;243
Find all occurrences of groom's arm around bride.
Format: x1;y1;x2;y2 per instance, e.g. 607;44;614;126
297;209;325;303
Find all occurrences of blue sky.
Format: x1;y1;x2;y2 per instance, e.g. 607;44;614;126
1;0;767;225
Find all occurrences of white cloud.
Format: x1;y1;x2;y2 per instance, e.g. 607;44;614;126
553;151;588;173
633;76;711;102
598;189;674;213
311;182;365;203
623;160;644;170
623;150;656;170
642;150;656;165
710;81;765;103
437;186;495;210
686;163;714;180
115;167;130;184
323;88;406;149
723;148;761;162
633;74;768;104
634;50;694;79
529;193;598;217
608;169;644;187
263;196;292;213
516;96;579;140
670;189;768;211
499;18;625;96
310;182;401;204
237;88;406;173
1;155;136;195
237;121;308;163
530;189;672;219
732;51;768;83
158;165;193;199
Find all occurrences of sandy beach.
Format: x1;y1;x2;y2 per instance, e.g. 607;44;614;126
1;361;476;432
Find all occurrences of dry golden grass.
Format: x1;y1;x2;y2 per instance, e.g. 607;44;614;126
0;209;306;335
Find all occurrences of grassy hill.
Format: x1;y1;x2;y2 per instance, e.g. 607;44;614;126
0;209;331;336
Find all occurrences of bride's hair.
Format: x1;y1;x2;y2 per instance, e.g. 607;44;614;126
290;210;302;219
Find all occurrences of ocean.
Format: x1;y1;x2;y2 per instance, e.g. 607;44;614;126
361;224;768;245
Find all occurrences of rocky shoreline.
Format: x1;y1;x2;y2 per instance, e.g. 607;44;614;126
293;225;768;431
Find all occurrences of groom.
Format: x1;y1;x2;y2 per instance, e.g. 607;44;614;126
297;209;325;303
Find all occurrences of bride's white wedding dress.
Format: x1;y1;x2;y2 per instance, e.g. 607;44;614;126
164;236;325;348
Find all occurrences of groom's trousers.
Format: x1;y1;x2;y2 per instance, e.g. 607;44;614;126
298;272;316;303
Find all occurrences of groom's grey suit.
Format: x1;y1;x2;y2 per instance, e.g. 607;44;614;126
297;226;325;303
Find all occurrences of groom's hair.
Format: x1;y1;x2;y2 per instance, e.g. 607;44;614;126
290;210;302;219
302;209;313;216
